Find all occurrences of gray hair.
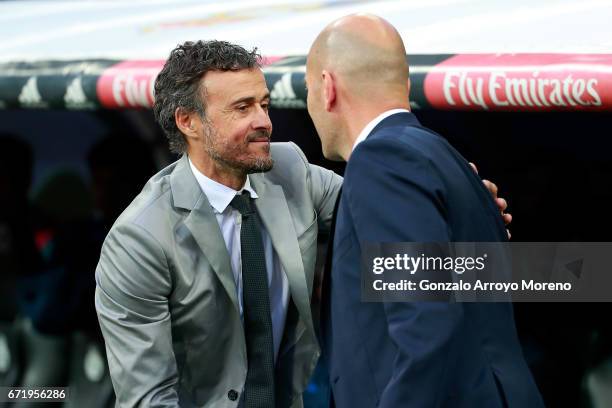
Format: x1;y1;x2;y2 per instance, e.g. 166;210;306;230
153;40;261;154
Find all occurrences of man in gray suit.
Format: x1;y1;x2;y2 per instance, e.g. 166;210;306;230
95;40;509;408
95;40;341;407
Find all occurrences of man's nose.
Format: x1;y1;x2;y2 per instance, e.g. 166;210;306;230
252;105;272;131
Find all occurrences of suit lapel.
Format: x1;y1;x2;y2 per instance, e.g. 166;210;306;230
250;175;314;341
183;203;239;313
171;155;239;314
170;156;315;334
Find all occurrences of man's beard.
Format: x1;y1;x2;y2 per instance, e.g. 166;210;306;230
203;122;274;174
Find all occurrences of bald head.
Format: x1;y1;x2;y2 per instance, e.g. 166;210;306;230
306;14;411;161
308;13;409;99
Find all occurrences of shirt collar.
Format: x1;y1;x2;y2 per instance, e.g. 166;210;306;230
188;157;259;214
352;108;411;151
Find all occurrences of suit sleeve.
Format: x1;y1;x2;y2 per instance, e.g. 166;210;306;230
288;142;343;233
345;138;463;407
95;222;179;408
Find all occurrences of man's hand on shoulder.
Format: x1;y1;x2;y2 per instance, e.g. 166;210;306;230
469;162;512;239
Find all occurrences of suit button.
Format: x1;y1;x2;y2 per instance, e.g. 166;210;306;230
227;389;239;401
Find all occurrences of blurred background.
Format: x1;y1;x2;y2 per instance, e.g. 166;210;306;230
1;1;612;407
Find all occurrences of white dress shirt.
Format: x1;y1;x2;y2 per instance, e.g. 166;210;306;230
189;158;289;361
352;108;411;151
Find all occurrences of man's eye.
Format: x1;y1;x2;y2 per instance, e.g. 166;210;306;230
261;103;269;111
237;105;248;112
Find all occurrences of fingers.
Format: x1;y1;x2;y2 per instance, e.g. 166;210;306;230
469;162;478;174
502;212;512;225
482;179;498;198
477;171;511;236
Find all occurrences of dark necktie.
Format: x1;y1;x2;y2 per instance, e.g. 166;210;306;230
230;191;275;408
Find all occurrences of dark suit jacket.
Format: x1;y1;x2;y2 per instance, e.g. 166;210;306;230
322;112;545;408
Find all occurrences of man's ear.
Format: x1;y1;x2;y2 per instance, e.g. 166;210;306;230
322;70;336;112
175;107;199;140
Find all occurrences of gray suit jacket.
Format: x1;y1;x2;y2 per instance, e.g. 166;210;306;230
95;142;342;408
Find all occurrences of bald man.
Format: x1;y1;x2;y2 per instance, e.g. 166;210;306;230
306;14;545;408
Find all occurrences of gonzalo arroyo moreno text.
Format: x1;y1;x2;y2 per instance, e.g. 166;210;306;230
370;254;572;293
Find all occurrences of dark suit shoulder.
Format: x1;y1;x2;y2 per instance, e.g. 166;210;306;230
350;128;444;189
367;121;453;163
346;129;448;219
358;118;507;242
359;120;474;193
